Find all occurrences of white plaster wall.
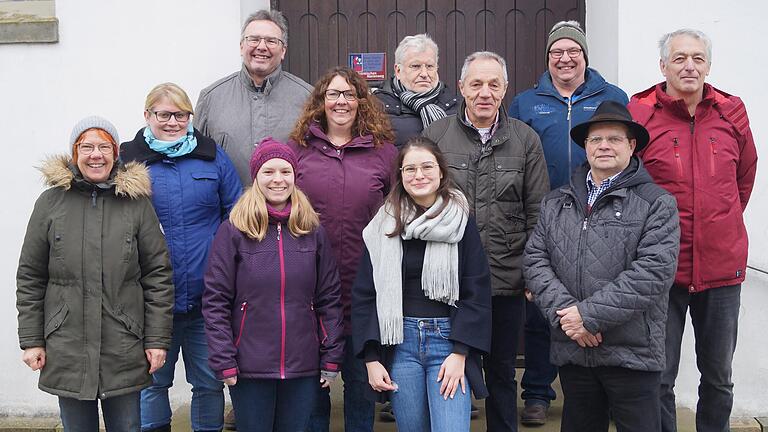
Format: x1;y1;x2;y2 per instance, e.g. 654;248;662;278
0;0;248;414
588;0;768;416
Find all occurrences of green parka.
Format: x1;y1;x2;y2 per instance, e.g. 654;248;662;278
16;156;174;400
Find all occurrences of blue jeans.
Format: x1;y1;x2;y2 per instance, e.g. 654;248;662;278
521;299;557;407
661;284;740;432
307;335;374;432
560;365;661;432
59;392;140;432
389;318;471;432
140;311;224;431
483;295;524;432
229;376;317;432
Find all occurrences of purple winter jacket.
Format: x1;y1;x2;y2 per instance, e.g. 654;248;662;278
290;123;397;333
203;218;344;380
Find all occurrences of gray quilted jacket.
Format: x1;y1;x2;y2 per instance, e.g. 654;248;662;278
523;157;680;371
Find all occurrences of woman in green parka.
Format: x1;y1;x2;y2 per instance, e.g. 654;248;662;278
15;116;174;432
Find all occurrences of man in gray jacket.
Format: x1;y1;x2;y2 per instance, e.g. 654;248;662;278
523;101;680;432
195;9;312;186
423;51;549;432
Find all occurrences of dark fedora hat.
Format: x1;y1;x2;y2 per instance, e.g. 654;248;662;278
570;100;650;153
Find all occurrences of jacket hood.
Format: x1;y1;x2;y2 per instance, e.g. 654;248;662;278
38;154;152;199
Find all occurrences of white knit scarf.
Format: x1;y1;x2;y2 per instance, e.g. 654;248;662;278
361;191;469;345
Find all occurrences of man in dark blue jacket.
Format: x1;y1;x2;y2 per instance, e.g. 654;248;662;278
508;20;628;426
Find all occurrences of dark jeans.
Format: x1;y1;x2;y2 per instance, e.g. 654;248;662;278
229;376;317;432
662;284;740;432
483;295;524;432
521;299;557;407
59;392;140;432
307;335;375;432
141;311;224;431
559;365;661;432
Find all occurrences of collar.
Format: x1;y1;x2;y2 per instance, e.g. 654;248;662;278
239;64;284;95
586;170;623;190
120;128;217;165
463;109;500;144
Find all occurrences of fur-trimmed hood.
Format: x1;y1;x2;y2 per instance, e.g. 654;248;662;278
38;154;152;199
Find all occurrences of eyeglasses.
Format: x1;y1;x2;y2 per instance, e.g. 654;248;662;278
549;48;583;59
585;135;629;146
78;142;113;156
406;63;437;73
325;89;357;101
401;162;438;179
147;110;191;123
243;35;284;49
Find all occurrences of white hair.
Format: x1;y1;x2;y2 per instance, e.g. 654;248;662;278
459;51;508;83
394;34;439;65
659;28;712;64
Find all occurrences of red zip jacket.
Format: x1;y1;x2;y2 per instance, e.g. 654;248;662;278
628;83;757;292
203;219;344;380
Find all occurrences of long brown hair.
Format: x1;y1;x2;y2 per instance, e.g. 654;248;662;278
290;66;394;148
385;137;462;237
229;183;319;241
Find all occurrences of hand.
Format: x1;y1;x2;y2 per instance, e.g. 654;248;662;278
556;305;583;330
365;361;396;392
145;348;167;374
22;347;46;371
223;376;237;386
437;353;466;399
320;371;338;389
524;289;534;302
574;332;603;348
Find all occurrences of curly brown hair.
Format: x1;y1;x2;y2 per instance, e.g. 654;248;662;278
290;66;394;148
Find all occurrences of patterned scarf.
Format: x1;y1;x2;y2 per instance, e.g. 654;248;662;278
362;191;469;345
391;77;448;128
143;122;198;158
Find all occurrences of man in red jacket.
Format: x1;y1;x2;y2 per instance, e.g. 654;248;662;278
628;29;758;432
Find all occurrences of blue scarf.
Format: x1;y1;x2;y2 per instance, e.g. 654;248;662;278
144;122;198;158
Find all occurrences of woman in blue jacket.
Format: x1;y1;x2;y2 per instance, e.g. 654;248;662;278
203;139;344;432
120;82;242;432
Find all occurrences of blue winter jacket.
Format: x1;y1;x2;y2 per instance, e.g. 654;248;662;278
121;128;243;313
509;68;628;190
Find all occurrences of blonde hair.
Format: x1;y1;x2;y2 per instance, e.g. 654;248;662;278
229;183;320;241
144;82;194;114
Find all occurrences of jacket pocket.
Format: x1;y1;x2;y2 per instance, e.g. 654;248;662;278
445;154;471;195
121;231;137;263
494;156;525;201
672;138;684;178
235;301;248;347
44;303;69;339
603;312;650;348
191;171;220;207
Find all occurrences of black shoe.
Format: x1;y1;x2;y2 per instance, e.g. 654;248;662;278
470;403;480;419
223;407;237;430
520;403;548;426
379;402;396;422
143;425;171;432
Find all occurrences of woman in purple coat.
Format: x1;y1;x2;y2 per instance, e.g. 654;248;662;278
289;66;397;431
203;139;344;432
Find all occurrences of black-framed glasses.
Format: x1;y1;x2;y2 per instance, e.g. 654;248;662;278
400;162;438;179
243;35;284;49
325;89;357;101
78;143;113;155
549;48;583;59
147;110;191;123
585;135;629;146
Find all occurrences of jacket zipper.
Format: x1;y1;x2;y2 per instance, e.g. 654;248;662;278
277;222;287;379
709;137;716;176
235;302;248;347
672;138;683;177
310;302;329;344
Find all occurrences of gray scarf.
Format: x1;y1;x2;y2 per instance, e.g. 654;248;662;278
362;191;469;345
391;77;448;128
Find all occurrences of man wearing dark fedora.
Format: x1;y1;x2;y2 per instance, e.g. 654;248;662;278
523;100;681;432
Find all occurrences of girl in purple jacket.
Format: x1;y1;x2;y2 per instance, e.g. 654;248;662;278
203;138;344;432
